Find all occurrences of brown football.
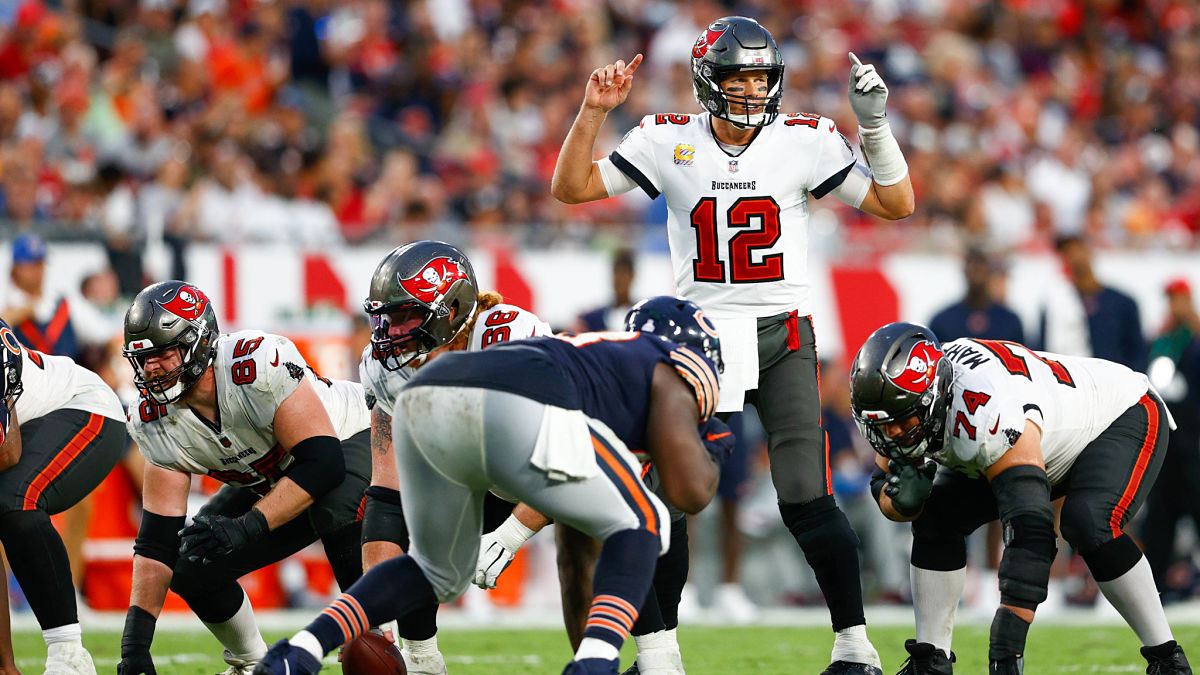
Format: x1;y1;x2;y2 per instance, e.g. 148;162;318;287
341;631;407;675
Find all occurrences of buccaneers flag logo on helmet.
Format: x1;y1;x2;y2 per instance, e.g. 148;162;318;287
692;24;728;59
889;340;942;394
159;285;210;322
399;257;470;306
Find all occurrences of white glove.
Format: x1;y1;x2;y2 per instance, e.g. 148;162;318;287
848;52;889;128
473;514;535;589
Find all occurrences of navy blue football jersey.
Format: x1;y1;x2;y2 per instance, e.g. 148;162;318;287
406;332;719;453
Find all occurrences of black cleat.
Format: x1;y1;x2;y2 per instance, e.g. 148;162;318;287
895;640;954;675
1143;641;1192;675
620;664;639;675
822;661;883;675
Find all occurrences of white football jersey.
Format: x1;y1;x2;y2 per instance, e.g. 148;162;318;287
360;303;551;415
935;338;1152;483
604;112;857;318
13;348;124;424
128;330;370;491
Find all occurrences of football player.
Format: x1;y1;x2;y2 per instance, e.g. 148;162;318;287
551;15;915;674
254;298;732;675
0;318;126;674
851;323;1191;674
357;240;550;674
116;281;372;675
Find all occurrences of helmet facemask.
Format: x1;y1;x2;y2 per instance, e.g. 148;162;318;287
695;64;784;129
366;299;460;372
853;373;949;463
125;320;214;404
690;16;785;129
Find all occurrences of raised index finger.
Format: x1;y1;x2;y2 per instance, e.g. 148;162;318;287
848;52;862;68
624;53;645;76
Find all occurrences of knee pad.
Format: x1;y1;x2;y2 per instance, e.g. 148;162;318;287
1080;533;1143;583
779;495;861;556
910;529;968;571
169;561;245;623
997;515;1057;610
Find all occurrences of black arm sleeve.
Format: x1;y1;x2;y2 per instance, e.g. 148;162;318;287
870;464;888;504
285;435;346;499
133;510;185;569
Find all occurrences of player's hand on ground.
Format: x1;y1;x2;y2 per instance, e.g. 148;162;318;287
584;53;643;113
884;458;936;516
474;529;517;589
699;416;736;465
0;664;22;675
178;509;268;565
847;52;889;128
117;651;157;675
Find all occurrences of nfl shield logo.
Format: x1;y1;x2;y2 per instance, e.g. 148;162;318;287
729;160;739;173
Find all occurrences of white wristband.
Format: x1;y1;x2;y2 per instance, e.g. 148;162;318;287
494;513;536;552
858;123;909;187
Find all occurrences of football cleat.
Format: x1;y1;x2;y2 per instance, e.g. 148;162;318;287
251;639;322;675
895;640;954;675
217;649;259;675
1142;641;1192;674
619;647;686;675
401;647;449;675
822;662;883;675
42;642;97;675
562;658;620;675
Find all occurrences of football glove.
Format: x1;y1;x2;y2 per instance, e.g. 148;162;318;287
117;652;157;675
178;508;269;565
699;416;736;465
119;606;157;675
848;52;889;128
884;459;936;516
474;514;535;589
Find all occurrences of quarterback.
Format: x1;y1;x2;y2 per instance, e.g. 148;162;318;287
116;281;371;675
0;318;126;674
851;323;1190;674
552;15;914;675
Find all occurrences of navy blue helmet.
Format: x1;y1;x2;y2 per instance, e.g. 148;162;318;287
625;296;723;374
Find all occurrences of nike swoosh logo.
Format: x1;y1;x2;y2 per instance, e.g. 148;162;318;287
270;351;279;367
284;661;291;675
990;418;1000;434
706;431;733;442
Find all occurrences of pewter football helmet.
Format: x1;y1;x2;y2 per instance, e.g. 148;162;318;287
123;281;220;404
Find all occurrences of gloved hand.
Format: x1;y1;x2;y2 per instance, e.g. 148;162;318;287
884;459;936;516
847;52;889;128
117;652;157;675
989;656;1024;674
699;416;736;466
473;514;535;589
119;606;158;675
178;508;269;565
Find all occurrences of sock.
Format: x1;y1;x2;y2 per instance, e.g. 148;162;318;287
629;584;665;637
911;565;964;655
304;554;438;655
1096;555;1174;647
396;602;438;641
831;624;881;668
652;518;689;630
200;590;268;661
575;637;619;661
42;623;81;646
582;529;659;652
290;630;324;662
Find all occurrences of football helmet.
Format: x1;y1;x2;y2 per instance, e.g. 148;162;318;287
625;295;723;374
0;321;23;404
691;16;785;128
849;322;952;462
123;281;220;404
363;240;478;371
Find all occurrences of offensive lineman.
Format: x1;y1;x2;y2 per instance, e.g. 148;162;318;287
0;319;126;674
116;281;371;675
254;299;732;675
850;323;1191;674
551;15;914;674
357;240;550;674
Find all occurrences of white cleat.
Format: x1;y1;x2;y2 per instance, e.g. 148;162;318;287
216;649;259;674
712;582;759;625
635;647;686;674
401;648;449;675
42;642;97;675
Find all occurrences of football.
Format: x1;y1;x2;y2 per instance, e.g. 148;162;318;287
341;631;407;675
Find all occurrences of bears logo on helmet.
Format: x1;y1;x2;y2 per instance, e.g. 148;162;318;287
399;257;470;309
888;340;942;394
160;285;210;322
692;24;728;59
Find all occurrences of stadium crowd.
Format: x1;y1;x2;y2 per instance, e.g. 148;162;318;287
0;0;1198;257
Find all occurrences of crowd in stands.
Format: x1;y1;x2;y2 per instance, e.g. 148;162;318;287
0;0;1199;255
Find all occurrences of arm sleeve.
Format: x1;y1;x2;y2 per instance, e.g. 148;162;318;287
808;117;859;199
827;162;872;207
607;119;662;200
597;157;640;197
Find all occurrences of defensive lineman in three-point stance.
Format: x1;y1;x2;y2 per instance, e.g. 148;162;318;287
551;14;915;674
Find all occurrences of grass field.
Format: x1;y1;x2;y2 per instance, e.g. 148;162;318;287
13;623;1200;673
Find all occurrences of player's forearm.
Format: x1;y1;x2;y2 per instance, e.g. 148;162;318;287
869;174;915;219
551;106;608;203
129;555;173;617
255;477;315;529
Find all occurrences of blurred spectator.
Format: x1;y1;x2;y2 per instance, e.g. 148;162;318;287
928;247;1025;343
572;248;636;332
1040;235;1146;371
1141;278;1200;603
95;161;146;297
1;234;78;360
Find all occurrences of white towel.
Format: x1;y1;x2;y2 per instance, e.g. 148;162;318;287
530;405;600;481
710;315;759;413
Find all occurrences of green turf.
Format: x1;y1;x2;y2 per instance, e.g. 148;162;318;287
14;624;1200;673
